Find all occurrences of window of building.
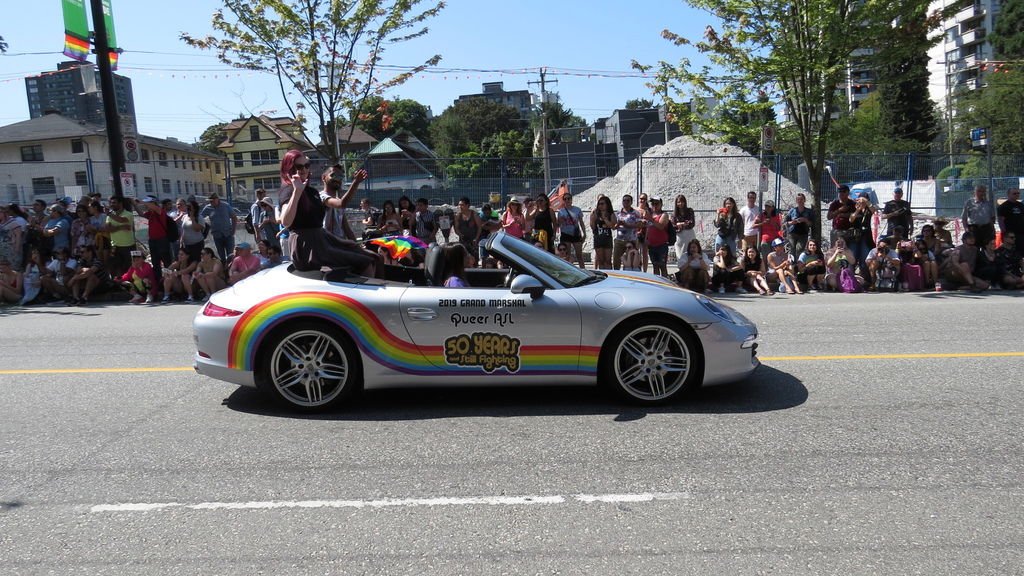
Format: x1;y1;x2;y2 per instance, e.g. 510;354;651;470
204;159;210;170
235;179;246;192
214;162;221;175
158;151;168;166
144;177;154;194
233;152;244;168
32;177;56;197
141;148;150;163
191;160;196;171
74;171;89;186
251;149;280;166
217;184;224;195
161;179;172;196
173;154;179;168
252;177;278;191
250;125;261;141
71;139;85;154
21;145;44;162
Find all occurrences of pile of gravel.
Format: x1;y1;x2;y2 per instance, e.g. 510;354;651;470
574;137;807;256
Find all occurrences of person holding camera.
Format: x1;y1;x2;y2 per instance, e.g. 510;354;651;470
866;237;901;291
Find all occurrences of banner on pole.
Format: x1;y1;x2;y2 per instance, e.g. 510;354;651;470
101;0;120;70
62;0;90;62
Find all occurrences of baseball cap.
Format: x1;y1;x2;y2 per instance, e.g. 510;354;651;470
771;238;785;248
764;199;775;206
130;250;143;258
207;192;220;200
236;242;252;250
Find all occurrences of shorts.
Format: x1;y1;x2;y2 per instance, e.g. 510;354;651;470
593;233;612;249
560;232;582;244
648;243;669;265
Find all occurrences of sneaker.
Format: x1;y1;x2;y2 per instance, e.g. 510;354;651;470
145;295;154;304
130;295;144;304
718;286;725;294
161;295;171;304
185;295;194;303
778;285;787;294
736;287;747;294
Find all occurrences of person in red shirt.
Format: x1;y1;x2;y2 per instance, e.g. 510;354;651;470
135;195;173;291
120;250;157;304
756;200;784;261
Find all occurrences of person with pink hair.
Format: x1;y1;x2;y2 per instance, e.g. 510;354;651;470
277;150;383;277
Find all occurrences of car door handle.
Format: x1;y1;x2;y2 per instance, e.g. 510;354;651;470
406;307;438;321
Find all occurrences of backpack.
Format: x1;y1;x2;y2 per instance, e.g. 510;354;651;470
165;212;179;243
666;215;677;246
839;267;862;293
244;210;256;234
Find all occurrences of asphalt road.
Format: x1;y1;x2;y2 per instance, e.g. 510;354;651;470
1;291;1023;575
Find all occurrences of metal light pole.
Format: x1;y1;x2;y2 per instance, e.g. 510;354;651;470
89;0;124;199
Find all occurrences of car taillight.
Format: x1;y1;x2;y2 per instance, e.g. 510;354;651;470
202;302;242;317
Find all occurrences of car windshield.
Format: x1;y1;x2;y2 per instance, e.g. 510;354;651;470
495;233;601;288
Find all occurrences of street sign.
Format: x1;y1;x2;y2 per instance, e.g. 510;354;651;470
758;166;769;193
120;171;136;198
123;137;139;162
761;125;775;152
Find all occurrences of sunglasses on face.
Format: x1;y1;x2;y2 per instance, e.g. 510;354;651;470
290;162;310;174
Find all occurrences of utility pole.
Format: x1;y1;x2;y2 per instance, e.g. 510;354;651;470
90;0;125;199
529;68;557;194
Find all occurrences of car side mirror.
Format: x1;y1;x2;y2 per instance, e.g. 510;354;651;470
509;274;545;299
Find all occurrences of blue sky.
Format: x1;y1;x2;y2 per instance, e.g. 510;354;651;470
0;0;714;143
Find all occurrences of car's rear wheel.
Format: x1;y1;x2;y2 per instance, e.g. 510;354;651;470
601;318;700;404
256;322;361;412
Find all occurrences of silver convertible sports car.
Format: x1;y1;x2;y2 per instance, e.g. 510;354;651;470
193;231;759;412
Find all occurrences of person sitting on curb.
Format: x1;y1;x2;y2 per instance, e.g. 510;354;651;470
120;250;158;304
938;231;988;292
227;242;262;285
766;237;802;294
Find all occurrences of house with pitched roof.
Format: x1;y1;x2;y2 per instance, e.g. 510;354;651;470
362;132;440;192
217;115;314;201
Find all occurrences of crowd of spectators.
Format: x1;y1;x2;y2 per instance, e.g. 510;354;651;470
2;179;1023;307
0;190;271;307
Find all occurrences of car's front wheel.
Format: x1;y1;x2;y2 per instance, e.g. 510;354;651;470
256;322;361;412
601;319;701;404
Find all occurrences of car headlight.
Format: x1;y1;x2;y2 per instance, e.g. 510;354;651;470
694;294;754;327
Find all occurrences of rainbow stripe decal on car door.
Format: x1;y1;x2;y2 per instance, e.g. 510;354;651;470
227;291;599;376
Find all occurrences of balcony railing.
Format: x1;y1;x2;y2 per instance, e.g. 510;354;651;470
960;27;986;45
955;2;986;24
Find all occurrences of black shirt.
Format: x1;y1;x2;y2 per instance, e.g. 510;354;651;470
998;199;1024;234
883;199;913;235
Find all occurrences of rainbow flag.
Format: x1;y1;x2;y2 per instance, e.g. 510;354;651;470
63;34;90;62
367;235;427;260
108;49;119;71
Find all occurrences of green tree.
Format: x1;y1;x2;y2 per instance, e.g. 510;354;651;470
481;129;532;159
196;122;228;155
537;101;588;143
955;68;1024;155
990;0;1024;59
875;3;939;152
0;35;8;53
349;95;431;143
639;0;946;240
182;0;443;162
624;98;654;110
429;98;521;157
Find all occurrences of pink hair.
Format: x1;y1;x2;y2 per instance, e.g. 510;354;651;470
280;149;305;185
